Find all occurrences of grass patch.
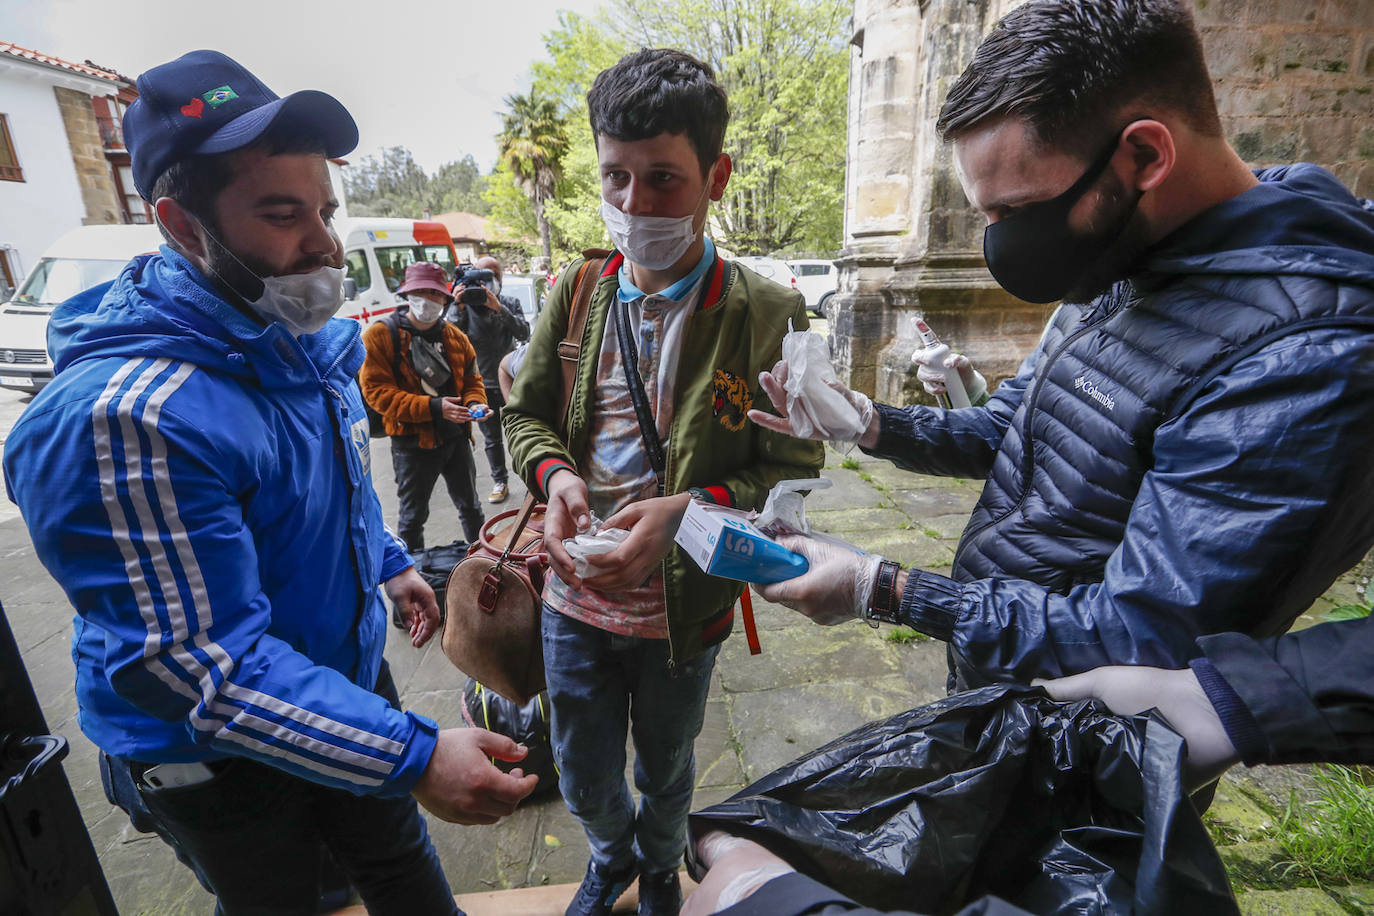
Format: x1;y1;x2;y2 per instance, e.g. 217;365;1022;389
840;456;862;471
885;627;930;645
922;527;942;539
1276;765;1374;885
857;471;873;483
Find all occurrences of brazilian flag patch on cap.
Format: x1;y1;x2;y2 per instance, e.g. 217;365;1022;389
202;85;238;108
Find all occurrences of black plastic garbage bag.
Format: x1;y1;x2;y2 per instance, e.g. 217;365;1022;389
689;685;1236;915
460;677;560;799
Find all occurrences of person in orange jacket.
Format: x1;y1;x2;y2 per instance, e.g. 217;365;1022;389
361;261;489;549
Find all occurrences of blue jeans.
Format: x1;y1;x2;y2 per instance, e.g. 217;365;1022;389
100;663;459;916
542;605;719;875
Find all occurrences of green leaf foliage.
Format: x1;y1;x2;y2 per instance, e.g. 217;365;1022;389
343;148;490;219
498;91;572;266
1323;604;1371;622
501;0;848;262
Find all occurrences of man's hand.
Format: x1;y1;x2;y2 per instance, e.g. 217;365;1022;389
747;359;880;449
1034;666;1240;790
544;469;592;585
582;494;691;593
682;831;795;916
481;287;503;312
440;397;483;423
755;535;885;625
384;567;440;648
412;728;538;824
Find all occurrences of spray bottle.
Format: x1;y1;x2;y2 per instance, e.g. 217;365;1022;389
912;317;971;409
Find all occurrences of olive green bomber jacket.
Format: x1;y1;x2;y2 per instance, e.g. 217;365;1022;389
503;250;824;663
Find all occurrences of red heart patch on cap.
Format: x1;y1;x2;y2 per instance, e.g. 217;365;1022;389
180;97;204;119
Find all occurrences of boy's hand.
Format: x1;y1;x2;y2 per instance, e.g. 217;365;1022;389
583;494;691;593
544;469;591;585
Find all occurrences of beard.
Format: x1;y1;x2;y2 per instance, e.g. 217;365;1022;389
1060;174;1151;305
198;221;333;306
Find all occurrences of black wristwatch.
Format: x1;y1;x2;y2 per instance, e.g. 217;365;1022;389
863;559;903;627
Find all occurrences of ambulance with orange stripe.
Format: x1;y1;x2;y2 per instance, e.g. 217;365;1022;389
336;217;458;325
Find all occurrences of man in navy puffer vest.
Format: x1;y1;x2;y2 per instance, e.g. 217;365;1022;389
750;0;1374;691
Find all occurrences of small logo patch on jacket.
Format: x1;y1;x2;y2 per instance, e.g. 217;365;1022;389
712;369;751;431
1073;374;1116;412
351;416;372;475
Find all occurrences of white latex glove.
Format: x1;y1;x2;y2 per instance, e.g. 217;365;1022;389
683;831;796;916
755;533;884;625
1034;666;1241;790
748;359;877;446
912;349;988;403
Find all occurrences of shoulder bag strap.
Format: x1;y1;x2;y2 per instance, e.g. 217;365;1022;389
558;249;609;428
612;297;667;497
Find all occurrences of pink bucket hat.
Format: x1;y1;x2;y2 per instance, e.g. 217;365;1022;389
396;261;453;300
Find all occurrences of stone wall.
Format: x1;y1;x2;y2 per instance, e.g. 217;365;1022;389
832;0;1374;404
53;86;122;227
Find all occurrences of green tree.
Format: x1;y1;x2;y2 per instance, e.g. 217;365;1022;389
497;92;571;266
343;148;491;219
431;155;491;216
512;0;847;258
613;0;849;254
485;162;540;258
342;146;429;217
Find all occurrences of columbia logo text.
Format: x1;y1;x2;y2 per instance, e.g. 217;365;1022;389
1073;375;1116;411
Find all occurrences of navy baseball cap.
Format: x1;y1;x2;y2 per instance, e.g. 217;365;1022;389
123;49;358;201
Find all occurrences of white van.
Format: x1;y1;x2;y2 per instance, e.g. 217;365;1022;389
0;224;162;392
0;218;459;392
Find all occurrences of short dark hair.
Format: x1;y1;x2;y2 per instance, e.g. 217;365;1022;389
936;0;1221;156
587;48;729;175
150;129;327;242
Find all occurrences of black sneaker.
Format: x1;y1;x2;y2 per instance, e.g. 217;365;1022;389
566;859;637;916
636;869;682;915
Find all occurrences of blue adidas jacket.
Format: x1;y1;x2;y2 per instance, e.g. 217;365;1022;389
2;247;436;796
871;164;1374;684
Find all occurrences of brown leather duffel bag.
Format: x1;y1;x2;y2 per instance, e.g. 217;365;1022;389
442;500;547;704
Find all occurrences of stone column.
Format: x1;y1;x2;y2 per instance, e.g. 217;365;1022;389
53;86;122;227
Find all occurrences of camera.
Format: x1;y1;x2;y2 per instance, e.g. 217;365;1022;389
451;265;495;308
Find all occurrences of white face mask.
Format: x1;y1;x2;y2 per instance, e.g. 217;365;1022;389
184;212;344;336
254;266;345;336
407;295;443;324
600;197;704;271
484;278;502;298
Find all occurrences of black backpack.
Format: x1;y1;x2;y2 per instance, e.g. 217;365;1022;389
460;677;560;799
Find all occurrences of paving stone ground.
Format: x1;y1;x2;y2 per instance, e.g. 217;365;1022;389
0;384;1364;914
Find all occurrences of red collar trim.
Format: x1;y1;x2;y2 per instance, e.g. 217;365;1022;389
600;252;624;277
699;255;726;311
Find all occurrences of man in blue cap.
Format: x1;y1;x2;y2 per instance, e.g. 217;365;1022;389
3;50;536;913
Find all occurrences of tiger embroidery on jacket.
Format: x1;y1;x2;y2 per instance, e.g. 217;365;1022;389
712;369;751;431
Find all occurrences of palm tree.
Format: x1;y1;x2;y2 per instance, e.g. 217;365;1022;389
497;92;569;266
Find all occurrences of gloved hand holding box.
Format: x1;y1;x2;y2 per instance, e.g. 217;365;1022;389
674;501;809;584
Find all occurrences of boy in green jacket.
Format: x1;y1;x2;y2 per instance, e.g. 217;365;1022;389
503;49;823;916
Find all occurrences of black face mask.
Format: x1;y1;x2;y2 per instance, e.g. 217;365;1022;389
983;129;1140;304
